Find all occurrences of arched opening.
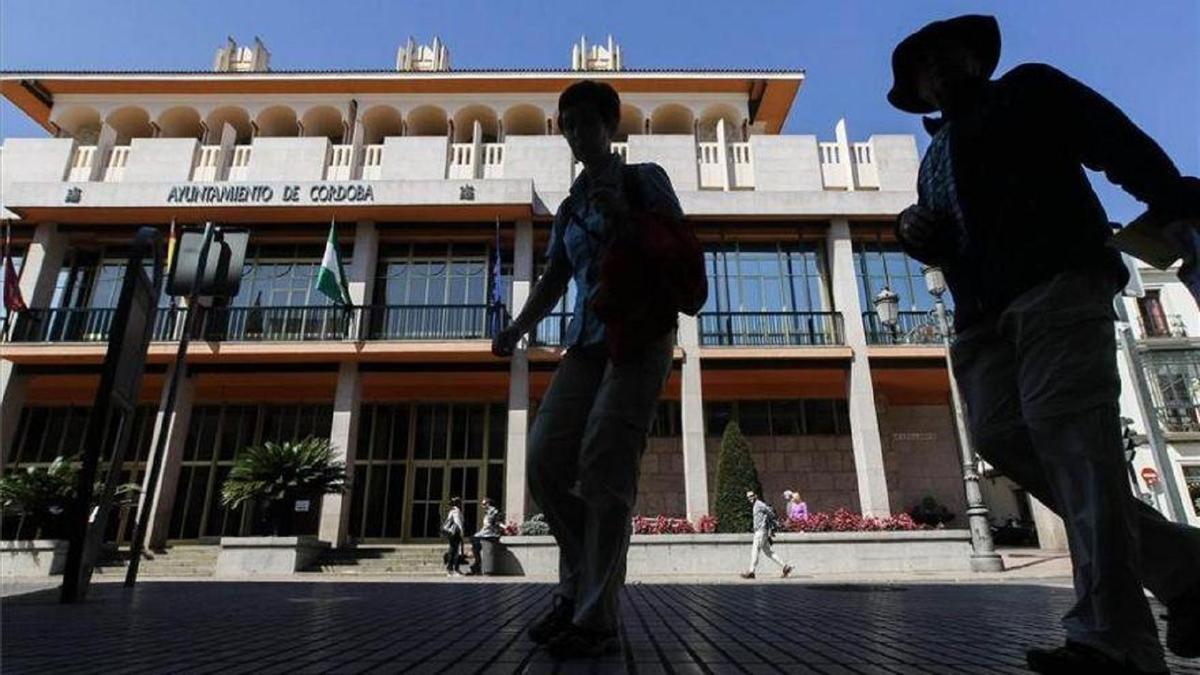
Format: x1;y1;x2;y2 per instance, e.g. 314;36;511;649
452;105;499;143
698;104;744;142
53;106;102;144
205;106;252;144
157;106;203;139
105;106;153;144
361;105;403;144
255;106;299;137
649;104;695;135
501;105;545;137
301;105;345;141
406;105;449;137
615;104;645;141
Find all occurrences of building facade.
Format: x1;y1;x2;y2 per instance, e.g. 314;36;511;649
1;36;1194;551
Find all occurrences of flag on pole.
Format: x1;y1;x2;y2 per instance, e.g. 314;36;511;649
3;222;26;314
316;218;352;306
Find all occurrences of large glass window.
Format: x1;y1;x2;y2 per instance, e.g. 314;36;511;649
374;243;493;306
5;405;157;543
1144;352;1200;433
350;402;507;541
230;244;330;308
703;399;851;436
1184;465;1200;519
853;237;951;312
168;403;333;540
703;242;826;314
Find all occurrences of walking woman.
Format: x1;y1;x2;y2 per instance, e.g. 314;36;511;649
491;80;705;658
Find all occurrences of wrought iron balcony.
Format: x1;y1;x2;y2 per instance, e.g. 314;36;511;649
698;311;843;347
5;306;188;343
1157;404;1200;434
532;312;571;347
862;310;949;345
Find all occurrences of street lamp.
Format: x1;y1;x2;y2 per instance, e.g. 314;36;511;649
923;266;1004;572
873;286;900;343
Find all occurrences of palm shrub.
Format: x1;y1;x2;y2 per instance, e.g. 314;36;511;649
220;437;347;536
713;420;762;533
0;457;141;540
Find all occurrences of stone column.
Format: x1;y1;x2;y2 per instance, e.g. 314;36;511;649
826;220;891;517
143;364;195;549
319;221;376;546
505;221;533;523
1;223;67;471
678;313;710;521
1029;495;1069;551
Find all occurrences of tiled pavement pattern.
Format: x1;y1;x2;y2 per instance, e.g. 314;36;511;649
3;581;1197;674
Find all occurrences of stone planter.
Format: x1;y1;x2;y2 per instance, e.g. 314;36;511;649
215;536;329;577
499;530;974;576
1;540;69;577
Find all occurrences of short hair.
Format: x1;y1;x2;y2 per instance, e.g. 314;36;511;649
449;497;462;507
558;80;620;132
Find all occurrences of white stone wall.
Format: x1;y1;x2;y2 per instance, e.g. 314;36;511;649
246;137;330;182
749;135;823;192
123;137;199;183
379;136;448;180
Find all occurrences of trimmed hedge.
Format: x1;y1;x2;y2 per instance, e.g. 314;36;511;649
713;420;762;533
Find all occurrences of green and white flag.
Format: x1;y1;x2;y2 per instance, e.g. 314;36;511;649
316;219;352;305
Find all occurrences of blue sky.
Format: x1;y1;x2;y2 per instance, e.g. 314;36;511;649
2;0;1196;222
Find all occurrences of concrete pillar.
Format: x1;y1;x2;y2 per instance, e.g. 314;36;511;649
834;119;855;191
826;220;891;516
319;221;376;546
1;223;67;471
505;221;533;523
1030;495;1069;551
678;313;710;521
143;364;195;549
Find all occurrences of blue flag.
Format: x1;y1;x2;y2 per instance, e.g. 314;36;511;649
491;217;505;336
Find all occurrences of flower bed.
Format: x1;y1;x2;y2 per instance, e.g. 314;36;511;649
780;508;921;532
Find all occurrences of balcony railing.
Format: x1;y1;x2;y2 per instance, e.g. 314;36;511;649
481;143;505;179
533;312;571;347
192;145;223;182
4;305;503;344
102;146;130;182
1157;404;1200;433
862;311;948;345
729;142;754;189
227;145;252;181
67;145;97;181
6;306;188;343
698;311;843;347
448;143;474;179
361;144;384;180
325;144;354;180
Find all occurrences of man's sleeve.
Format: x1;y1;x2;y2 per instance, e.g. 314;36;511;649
1017;63;1184;210
636;163;685;220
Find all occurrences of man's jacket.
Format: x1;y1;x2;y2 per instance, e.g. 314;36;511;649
752;500;779;535
899;63;1190;329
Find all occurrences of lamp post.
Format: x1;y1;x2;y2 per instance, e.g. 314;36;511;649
873;286;900;343
924;266;1004;572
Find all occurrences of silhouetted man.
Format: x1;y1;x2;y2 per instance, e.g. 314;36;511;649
889;14;1200;674
492;81;702;659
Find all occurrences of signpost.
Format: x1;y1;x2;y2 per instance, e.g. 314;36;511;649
60;227;163;603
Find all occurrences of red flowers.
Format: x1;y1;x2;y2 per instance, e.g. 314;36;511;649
779;508;922;532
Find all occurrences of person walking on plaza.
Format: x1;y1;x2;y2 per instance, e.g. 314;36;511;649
441;497;465;577
888;14;1200;673
491;80;706;659
468;497;503;576
740;491;793;580
783;490;808;521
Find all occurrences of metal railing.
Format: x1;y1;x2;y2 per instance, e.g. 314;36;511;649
1157;404;1200;433
67;145;97;181
862;310;948;345
1140;314;1189;339
227;145;252;181
6;306;188;343
4;305;503;344
698;311;843;347
532;312;571;347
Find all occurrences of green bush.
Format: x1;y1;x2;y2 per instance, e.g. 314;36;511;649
221;437;347;536
0;457;141;540
713;421;762;533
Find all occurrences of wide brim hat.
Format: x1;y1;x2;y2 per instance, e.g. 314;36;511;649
888;14;1001;114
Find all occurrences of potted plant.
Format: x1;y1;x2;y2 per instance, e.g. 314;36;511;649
215;437;346;576
0;457;141;576
908;495;956;528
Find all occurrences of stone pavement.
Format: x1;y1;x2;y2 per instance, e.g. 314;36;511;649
3;580;1197;674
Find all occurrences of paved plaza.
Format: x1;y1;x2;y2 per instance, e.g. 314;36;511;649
3;579;1198;674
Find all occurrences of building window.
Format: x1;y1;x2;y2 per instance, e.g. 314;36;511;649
350;402;507;541
853;238;951;312
374;243;492;306
51;248;174;311
703;242;826;315
704;400;850;436
1137;290;1171;337
5;405;157;543
231;244;331;308
1184;466;1200;518
168;403;333;540
1143;352;1200;433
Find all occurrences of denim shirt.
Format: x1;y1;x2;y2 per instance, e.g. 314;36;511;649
546;157;683;348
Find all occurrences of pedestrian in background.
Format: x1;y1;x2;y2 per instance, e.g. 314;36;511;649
441;497;465;577
740;491;793;579
783;490;808;521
